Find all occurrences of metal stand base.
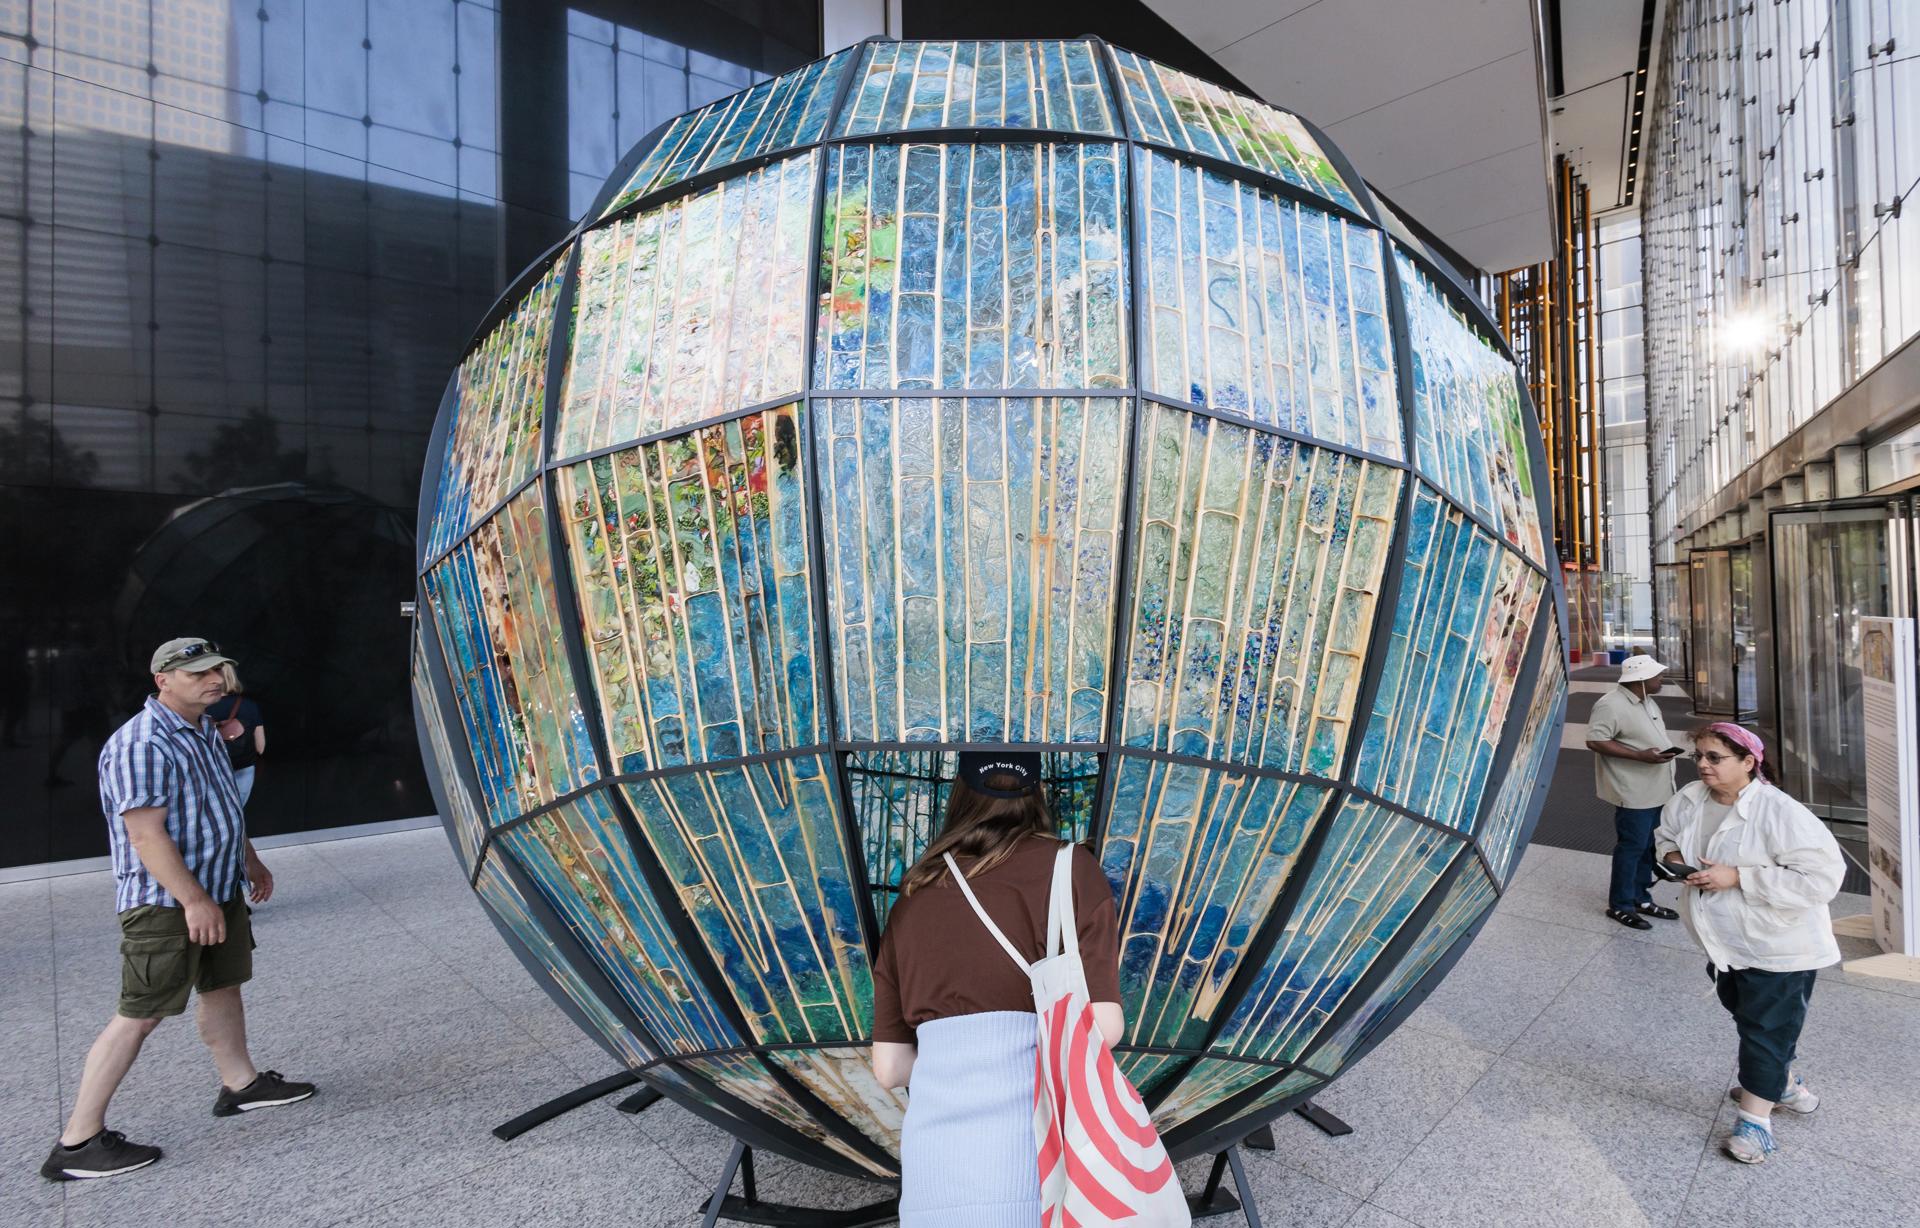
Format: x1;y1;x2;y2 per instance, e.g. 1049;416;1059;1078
491;1072;652;1141
1187;1144;1262;1228
1294;1100;1353;1137
699;1142;897;1228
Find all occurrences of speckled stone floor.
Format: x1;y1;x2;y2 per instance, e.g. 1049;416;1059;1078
4;827;1914;1228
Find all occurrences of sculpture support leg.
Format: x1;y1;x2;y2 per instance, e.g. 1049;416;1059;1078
1294;1099;1354;1137
695;1143;898;1228
490;1072;642;1141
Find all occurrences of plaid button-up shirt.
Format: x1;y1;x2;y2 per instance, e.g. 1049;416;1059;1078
97;695;249;913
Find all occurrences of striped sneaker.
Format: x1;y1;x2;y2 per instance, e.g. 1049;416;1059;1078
40;1129;162;1181
1728;1071;1819;1115
1723;1118;1776;1164
212;1070;316;1117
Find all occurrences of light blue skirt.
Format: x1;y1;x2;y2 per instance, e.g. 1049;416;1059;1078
899;1010;1041;1228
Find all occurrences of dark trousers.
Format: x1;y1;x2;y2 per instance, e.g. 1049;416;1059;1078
1711;964;1817;1102
1607;805;1662;911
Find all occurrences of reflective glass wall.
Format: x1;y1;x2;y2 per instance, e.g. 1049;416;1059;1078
1644;0;1920;554
1771;505;1894;822
0;0;816;867
1690;545;1759;717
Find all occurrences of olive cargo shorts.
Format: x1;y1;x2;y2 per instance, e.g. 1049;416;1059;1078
116;895;255;1019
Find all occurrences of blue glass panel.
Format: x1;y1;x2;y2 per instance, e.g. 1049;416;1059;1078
424;485;599;824
817;142;1129;391
836;40;1116;136
1209;795;1459;1063
1119;404;1400;775
676;1053;892;1176
1107;47;1360;213
1397;248;1545;565
599;50;850;215
1478;615;1566;883
413;634;485;872
557;404;818;773
1301;858;1496;1077
1099;755;1332;1052
427;253;566;557
816;396;1128;743
558;154;814;457
1151;1058;1311;1130
1355;484;1546;830
620;754;872;1044
1136;150;1400;457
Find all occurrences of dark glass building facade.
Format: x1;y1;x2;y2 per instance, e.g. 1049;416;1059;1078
0;0;818;866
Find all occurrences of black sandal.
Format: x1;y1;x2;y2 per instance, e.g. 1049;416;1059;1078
1606;908;1653;930
1637;903;1679;921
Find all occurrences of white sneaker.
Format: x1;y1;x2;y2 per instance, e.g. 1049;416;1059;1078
1728;1072;1819;1115
1723;1118;1776;1164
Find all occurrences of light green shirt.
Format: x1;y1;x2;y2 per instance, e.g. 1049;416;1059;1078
1589;684;1676;808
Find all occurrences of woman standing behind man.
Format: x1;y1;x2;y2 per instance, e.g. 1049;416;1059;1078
207;664;265;804
1654;722;1844;1166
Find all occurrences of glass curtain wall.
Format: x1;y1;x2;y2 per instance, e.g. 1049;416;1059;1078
1599;215;1651;648
1645;0;1920;555
1771;505;1894;823
0;0;816;868
1655;561;1691;681
1690;545;1759;717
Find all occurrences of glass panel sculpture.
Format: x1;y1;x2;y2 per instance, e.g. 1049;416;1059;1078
413;40;1567;1177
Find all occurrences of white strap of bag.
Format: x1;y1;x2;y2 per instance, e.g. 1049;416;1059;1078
944;845;1077;973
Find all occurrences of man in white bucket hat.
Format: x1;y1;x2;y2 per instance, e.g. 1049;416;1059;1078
1587;653;1685;929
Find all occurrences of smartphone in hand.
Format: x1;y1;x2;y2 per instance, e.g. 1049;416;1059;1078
1659;746;1686;758
1652;859;1701;882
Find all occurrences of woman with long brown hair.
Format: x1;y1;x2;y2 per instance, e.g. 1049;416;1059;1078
870;751;1124;1227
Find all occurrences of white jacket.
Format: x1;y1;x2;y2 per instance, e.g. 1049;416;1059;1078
1653;779;1845;973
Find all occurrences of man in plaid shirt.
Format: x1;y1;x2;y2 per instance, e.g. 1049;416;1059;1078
42;638;315;1182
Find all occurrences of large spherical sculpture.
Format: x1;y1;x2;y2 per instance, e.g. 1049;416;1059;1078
412;39;1568;1178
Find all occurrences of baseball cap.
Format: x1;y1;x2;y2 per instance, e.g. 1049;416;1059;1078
956;750;1043;799
150;637;237;674
1618;654;1667;684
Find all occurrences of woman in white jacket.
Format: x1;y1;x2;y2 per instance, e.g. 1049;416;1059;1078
1653;722;1845;1166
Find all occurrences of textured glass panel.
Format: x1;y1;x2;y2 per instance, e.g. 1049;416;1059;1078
848;749;1097;921
620;754;872;1044
424;485;599;824
473;851;654;1068
1210;796;1458;1063
836;40;1116;136
413;635;485;872
766;1048;908;1156
427;254;565;557
817;396;1128;743
559;155;813;457
1150;1057;1299;1129
675;1053;890;1176
497;791;740;1053
816;142;1129;391
1120;405;1401;775
1100;755;1331;1051
1397;249;1545;565
1477;616;1566;883
598;50;850;215
1303;859;1495;1077
557;405;817;773
1107;47;1359;213
1178;1067;1320;1131
1355;485;1546;830
1137;151;1400;457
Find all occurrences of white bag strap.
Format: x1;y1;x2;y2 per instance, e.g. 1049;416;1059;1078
1046;843;1076;959
943;852;1031;972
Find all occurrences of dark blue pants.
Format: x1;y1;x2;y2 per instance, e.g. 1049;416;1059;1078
1608;804;1662;911
1711;964;1816;1103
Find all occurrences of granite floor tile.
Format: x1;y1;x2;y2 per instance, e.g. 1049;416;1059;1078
1341;1202;1423;1228
1368;1058;1713;1228
60;1047;599;1228
1403;910;1610;1054
328;1116;715;1228
1675;1098;1920;1228
1262;1027;1495;1200
1502;936;1737;1117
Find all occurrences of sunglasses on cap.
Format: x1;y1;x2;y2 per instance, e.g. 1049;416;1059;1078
157;641;222;671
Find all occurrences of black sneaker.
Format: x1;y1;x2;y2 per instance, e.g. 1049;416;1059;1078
213;1070;316;1117
40;1129;162;1181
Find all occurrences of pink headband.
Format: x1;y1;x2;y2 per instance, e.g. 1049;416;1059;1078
1705;722;1764;763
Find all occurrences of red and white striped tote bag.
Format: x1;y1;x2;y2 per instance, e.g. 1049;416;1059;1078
944;846;1190;1228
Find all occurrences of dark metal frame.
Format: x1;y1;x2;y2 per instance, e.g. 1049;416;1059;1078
410;33;1570;1193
